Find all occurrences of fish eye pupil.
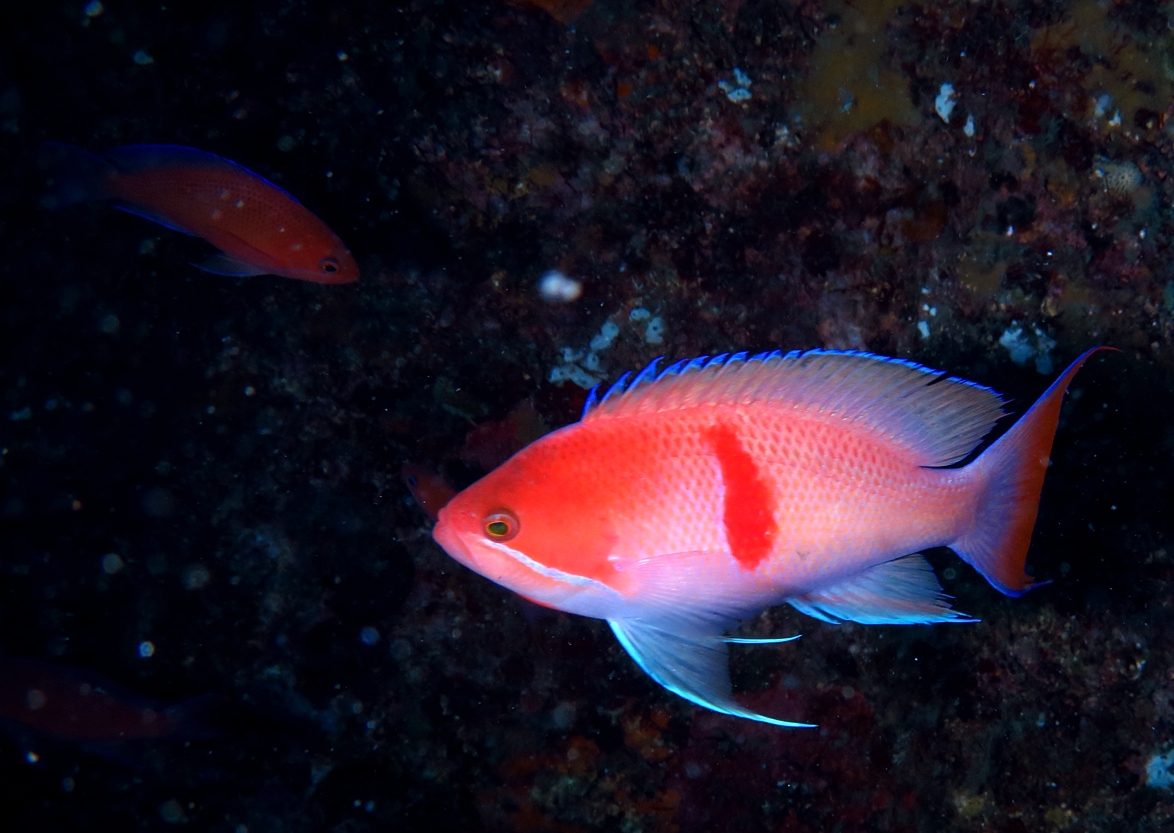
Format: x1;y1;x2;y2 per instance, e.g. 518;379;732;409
320;257;339;272
483;511;518;539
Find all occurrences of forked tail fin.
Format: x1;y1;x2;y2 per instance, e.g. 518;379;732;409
953;347;1113;596
40;142;116;208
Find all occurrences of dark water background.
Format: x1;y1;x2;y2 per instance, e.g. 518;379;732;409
2;0;1173;830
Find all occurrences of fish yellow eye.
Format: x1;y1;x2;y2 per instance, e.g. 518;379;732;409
319;257;340;273
483;511;518;540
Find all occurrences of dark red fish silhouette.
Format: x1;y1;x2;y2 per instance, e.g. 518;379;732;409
44;142;358;284
0;657;221;743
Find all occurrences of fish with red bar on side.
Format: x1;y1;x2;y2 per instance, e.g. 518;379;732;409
42;142;359;284
0;657;223;743
432;346;1112;727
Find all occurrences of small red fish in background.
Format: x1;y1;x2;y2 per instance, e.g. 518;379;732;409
0;657;221;743
402;463;456;521
43;143;359;284
460;399;550;471
510;0;595;25
433;347;1112;727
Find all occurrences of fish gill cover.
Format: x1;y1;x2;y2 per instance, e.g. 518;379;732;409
0;0;1170;831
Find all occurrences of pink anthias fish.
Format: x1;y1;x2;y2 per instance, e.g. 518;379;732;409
44;143;359;284
433;347;1109;726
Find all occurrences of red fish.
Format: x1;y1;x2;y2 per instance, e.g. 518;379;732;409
433;347;1109;726
0;657;220;742
461;399;550;471
44;143;359;284
402;463;457;521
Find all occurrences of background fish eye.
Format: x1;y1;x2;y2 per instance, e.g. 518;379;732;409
319;257;339;273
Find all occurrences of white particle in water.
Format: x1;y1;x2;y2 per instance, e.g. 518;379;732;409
538;270;582;303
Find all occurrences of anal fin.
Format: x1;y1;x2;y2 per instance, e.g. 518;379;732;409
196;251;268;277
788;554;976;626
113;201;197;235
608;619;813;728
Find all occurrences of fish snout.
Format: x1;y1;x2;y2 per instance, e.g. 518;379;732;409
432;509;476;570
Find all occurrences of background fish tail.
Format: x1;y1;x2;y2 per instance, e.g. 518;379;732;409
162;692;229;740
953;347;1109;596
40;142;116;207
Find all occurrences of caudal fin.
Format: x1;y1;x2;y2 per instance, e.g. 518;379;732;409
953;347;1112;596
40;142;116;208
162;692;229;740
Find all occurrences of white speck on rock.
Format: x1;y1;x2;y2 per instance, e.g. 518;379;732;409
998;322;1056;374
589;321;620;352
538;270;582;303
644;316;665;345
935;83;956;123
1147;748;1174;788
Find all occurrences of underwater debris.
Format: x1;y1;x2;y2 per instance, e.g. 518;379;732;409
934;83;956;123
1094;157;1142;196
999;323;1056;374
548;317;622;389
1146;748;1174;789
537;269;582;303
718;68;753;103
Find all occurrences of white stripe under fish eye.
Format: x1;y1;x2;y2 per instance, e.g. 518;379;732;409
481;539;613;591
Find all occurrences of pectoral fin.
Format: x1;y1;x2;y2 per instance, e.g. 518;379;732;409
788;554;976;625
608;618;813;728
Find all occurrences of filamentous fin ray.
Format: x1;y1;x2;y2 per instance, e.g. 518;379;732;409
723;634;802;644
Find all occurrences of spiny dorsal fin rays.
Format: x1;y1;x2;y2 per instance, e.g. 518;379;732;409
581;349;1007;468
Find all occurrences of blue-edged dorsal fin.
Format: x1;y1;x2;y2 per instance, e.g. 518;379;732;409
609;618;813;728
581;349;1007;467
788;554;977;626
628;357;663;390
104;145;301;203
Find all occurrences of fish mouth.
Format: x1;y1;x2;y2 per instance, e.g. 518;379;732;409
432;509;475;570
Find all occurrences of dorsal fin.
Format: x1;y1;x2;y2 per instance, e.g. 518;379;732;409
581;350;1007;467
104;145;301;203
